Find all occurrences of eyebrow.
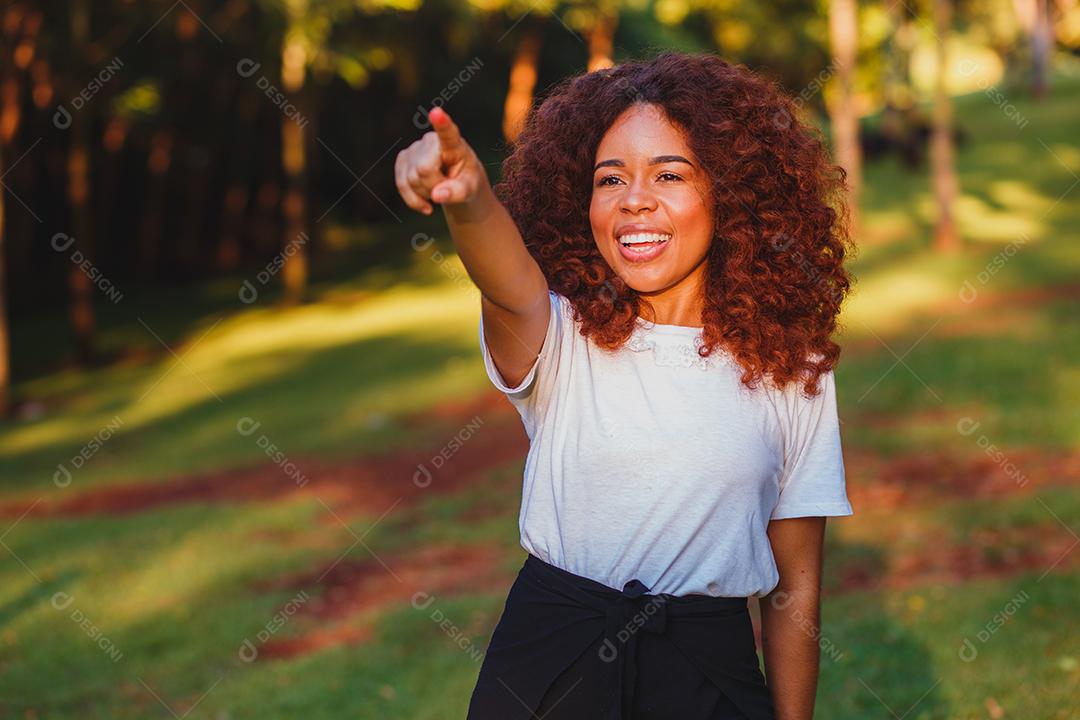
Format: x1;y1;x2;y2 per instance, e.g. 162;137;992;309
593;155;694;172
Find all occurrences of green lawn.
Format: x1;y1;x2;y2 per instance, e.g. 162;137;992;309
1;72;1078;718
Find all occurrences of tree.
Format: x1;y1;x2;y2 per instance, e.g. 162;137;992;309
829;0;862;236
931;0;961;252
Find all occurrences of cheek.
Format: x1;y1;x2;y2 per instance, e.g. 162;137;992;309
668;194;711;234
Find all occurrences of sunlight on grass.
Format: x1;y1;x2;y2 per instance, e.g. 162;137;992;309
0;276;482;462
842;261;959;333
953;193;1046;241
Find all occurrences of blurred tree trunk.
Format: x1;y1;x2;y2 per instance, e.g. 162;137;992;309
931;0;960;252
884;0;915;109
137;129;174;279
216;90;259;273
0;136;8;416
502;20;544;144
280;31;309;306
587;12;617;71
179;47;214;272
1032;0;1052;98
67;0;96;363
0;7;18;415
829;0;862;237
1013;0;1054;98
99;116;129;262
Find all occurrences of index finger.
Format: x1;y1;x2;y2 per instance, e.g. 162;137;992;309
429;107;463;156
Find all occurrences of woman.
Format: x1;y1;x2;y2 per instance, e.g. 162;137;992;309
394;51;854;720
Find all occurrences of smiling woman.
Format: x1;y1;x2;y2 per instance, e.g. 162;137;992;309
394;50;856;720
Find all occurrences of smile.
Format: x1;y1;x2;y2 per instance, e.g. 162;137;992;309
617;232;671;263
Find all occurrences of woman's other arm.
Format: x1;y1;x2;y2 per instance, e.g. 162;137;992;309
760;516;827;720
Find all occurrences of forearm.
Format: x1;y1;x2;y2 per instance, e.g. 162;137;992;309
760;588;821;720
443;180;546;314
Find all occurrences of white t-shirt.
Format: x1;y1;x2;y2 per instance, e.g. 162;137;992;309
478;290;853;598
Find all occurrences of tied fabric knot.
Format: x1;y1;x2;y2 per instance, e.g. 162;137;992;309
602;578;671;720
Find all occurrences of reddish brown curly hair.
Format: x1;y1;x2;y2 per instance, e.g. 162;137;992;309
492;51;855;397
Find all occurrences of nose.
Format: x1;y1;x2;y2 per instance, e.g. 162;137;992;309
620;176;657;214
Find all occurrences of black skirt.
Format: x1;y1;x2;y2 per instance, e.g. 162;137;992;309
466;553;776;720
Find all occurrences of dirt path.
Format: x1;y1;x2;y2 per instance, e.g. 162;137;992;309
249;542;511;660
0;392;527;520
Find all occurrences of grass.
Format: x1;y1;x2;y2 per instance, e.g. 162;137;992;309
1;69;1078;718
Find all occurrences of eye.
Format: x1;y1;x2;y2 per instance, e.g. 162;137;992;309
596;175;623;187
657;171;683;182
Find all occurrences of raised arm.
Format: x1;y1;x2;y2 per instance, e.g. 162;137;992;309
394;107;550;389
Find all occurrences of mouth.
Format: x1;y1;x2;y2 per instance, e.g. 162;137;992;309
616;232;672;263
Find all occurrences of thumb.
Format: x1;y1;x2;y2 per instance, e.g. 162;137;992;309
431;177;471;204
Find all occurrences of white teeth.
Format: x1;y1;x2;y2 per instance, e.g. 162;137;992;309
619;232;671;245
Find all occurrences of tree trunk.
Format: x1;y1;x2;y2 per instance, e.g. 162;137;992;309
280;32;309;306
67;0;95;364
215;90;259;273
137;129;173;279
1031;0;1052;99
931;0;960;253
587;12;617;71
502;20;544;144
0;136;9;415
829;0;862;236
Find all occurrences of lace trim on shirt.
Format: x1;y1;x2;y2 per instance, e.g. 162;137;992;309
625;330;729;371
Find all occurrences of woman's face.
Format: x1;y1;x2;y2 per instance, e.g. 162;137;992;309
589;103;715;296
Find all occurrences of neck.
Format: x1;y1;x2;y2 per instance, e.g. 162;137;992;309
637;262;707;327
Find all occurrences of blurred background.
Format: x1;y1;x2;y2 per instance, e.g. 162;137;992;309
0;0;1078;717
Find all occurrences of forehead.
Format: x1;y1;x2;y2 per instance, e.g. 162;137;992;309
594;103;690;157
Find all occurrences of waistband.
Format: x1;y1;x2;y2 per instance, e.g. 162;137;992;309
524;552;749;610
522;553;756;720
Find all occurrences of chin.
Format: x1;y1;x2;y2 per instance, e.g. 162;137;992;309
614;270;671;294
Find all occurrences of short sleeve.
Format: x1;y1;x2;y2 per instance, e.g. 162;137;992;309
478;290;563;403
770;368;854;520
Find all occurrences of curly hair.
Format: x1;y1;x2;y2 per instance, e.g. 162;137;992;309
492;51;856;397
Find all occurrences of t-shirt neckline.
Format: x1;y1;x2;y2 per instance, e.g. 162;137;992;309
634;315;704;336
